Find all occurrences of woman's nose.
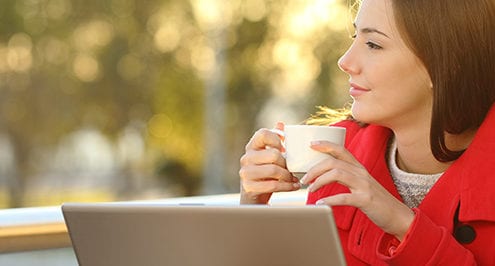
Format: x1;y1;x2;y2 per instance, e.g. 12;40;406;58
337;47;359;75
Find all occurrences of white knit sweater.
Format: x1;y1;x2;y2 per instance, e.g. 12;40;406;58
387;138;443;208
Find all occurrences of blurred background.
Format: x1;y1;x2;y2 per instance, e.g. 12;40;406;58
0;0;353;209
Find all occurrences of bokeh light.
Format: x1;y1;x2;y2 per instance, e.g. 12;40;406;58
0;0;351;208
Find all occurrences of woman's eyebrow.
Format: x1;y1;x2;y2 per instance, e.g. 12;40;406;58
353;23;390;38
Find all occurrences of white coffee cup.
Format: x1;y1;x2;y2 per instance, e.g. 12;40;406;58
282;125;346;175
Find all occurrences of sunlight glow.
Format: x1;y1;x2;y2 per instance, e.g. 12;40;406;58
0;0;352;209
284;0;347;39
45;0;72;20
38;37;70;65
265;0;348;103
154;23;181;53
148;4;186;54
72;54;100;82
241;0;267;22
190;0;234;30
72;19;114;52
6;33;33;73
0;45;9;73
191;45;216;75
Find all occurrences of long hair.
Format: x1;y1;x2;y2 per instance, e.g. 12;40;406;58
391;0;495;162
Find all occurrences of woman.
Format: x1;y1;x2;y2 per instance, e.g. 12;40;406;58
239;0;495;264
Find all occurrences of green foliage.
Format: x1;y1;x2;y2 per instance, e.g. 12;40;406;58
0;0;352;207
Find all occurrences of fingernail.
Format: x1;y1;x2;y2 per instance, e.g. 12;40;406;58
293;182;301;189
310;140;321;146
300;174;308;184
316;200;324;205
270;128;285;137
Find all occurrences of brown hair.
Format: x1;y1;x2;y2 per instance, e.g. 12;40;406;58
391;0;495;162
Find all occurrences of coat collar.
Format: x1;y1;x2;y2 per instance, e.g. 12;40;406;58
452;104;495;222
361;103;495;223
333;106;495;224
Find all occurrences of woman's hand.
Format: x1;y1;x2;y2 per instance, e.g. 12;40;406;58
239;122;301;204
300;140;415;241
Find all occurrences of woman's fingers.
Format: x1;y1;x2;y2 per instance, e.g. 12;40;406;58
245;128;284;151
242;178;301;194
239;163;294;183
306;167;360;193
240;148;286;168
300;141;364;185
293;140;416;240
315;186;415;241
300;156;360;185
315;193;353;206
239;122;297;204
310;140;361;166
240;163;300;195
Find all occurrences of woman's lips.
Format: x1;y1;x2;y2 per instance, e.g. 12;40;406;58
349;83;370;97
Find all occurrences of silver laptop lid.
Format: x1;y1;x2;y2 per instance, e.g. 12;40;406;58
62;203;346;266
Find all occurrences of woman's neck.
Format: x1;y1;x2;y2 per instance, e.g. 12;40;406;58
393;129;476;174
394;131;448;174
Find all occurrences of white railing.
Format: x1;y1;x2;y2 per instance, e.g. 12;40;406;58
0;190;307;265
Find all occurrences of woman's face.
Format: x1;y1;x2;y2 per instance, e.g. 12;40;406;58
338;0;432;130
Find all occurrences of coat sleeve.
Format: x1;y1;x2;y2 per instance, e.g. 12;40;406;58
376;208;477;265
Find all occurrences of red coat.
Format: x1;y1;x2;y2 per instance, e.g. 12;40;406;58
307;106;495;265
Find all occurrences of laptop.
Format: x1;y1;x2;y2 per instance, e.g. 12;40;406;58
62;203;346;266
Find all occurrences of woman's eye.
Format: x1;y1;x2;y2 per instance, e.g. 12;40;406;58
366;41;382;50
